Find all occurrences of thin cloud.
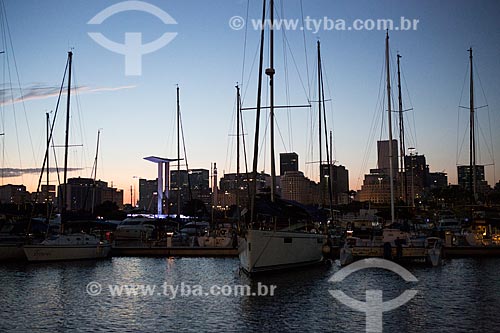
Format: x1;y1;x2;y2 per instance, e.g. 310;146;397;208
0;84;136;106
0;167;84;178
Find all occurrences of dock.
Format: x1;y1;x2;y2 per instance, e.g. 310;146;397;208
443;246;500;257
111;240;238;257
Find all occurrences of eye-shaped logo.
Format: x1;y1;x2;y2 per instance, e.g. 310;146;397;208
329;258;418;333
88;1;177;76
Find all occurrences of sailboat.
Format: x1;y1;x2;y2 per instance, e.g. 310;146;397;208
340;32;441;267
238;0;326;275
24;51;111;261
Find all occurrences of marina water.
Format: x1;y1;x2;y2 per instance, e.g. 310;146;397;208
1;257;499;332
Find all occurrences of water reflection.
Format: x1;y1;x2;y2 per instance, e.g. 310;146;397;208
1;258;499;332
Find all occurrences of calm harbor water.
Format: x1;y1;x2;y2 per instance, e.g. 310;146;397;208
1;257;499;332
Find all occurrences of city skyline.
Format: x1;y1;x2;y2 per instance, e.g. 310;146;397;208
0;0;499;204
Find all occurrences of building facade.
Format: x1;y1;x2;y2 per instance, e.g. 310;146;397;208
0;184;30;205
138;178;158;212
377;140;398;177
58;177;123;212
279;152;299;176
457;165;489;193
320;164;350;205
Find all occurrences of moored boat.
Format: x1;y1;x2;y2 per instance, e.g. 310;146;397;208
238;0;328;275
239;228;325;274
24;233;110;261
198;226;235;248
23;51;110;262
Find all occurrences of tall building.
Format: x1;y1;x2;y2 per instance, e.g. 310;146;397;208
188;169;211;207
281;171;319;205
138;178;158;212
170;168;211;211
427;172;448;189
320;164;349;204
357;139;399;204
279;152;299;176
58;177;123;212
377;140;398;177
356;171;392;204
457;165;489;193
188;169;210;190
404;153;428;201
219;172;270;207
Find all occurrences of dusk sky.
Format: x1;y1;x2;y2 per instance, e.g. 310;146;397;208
1;0;499;204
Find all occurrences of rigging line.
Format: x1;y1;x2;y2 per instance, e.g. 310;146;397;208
1;0;37;169
241;103;250;184
320;58;330;168
456;60;469;166
299;0;311;100
280;0;293;151
457;117;468;166
403;115;416;150
3;30;24;184
321;59;337;159
179;111;192;201
34;59;69;194
275;111;288;154
259;86;270;173
474;60;496;168
357;52;385;189
477;115;494;163
276;16;309;104
476;111;482;164
304;64;317;179
71;61;89;172
241;38;260;108
305;84;317;179
224;92;238;173
400;64;417;149
240;0;250;87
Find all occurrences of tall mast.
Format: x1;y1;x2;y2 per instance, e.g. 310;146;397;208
468;47;476;202
62;51;72;221
385;32;395;223
317;40;323;205
176;85;181;218
250;0;267;222
236;84;241;227
46;112;50;224
397;53;408;205
91;129;101;214
267;0;276;202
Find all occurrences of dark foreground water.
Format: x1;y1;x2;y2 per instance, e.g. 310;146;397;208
1;257;499;332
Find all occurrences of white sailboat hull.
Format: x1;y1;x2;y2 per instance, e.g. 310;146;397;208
239;229;325;274
24;243;111;261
